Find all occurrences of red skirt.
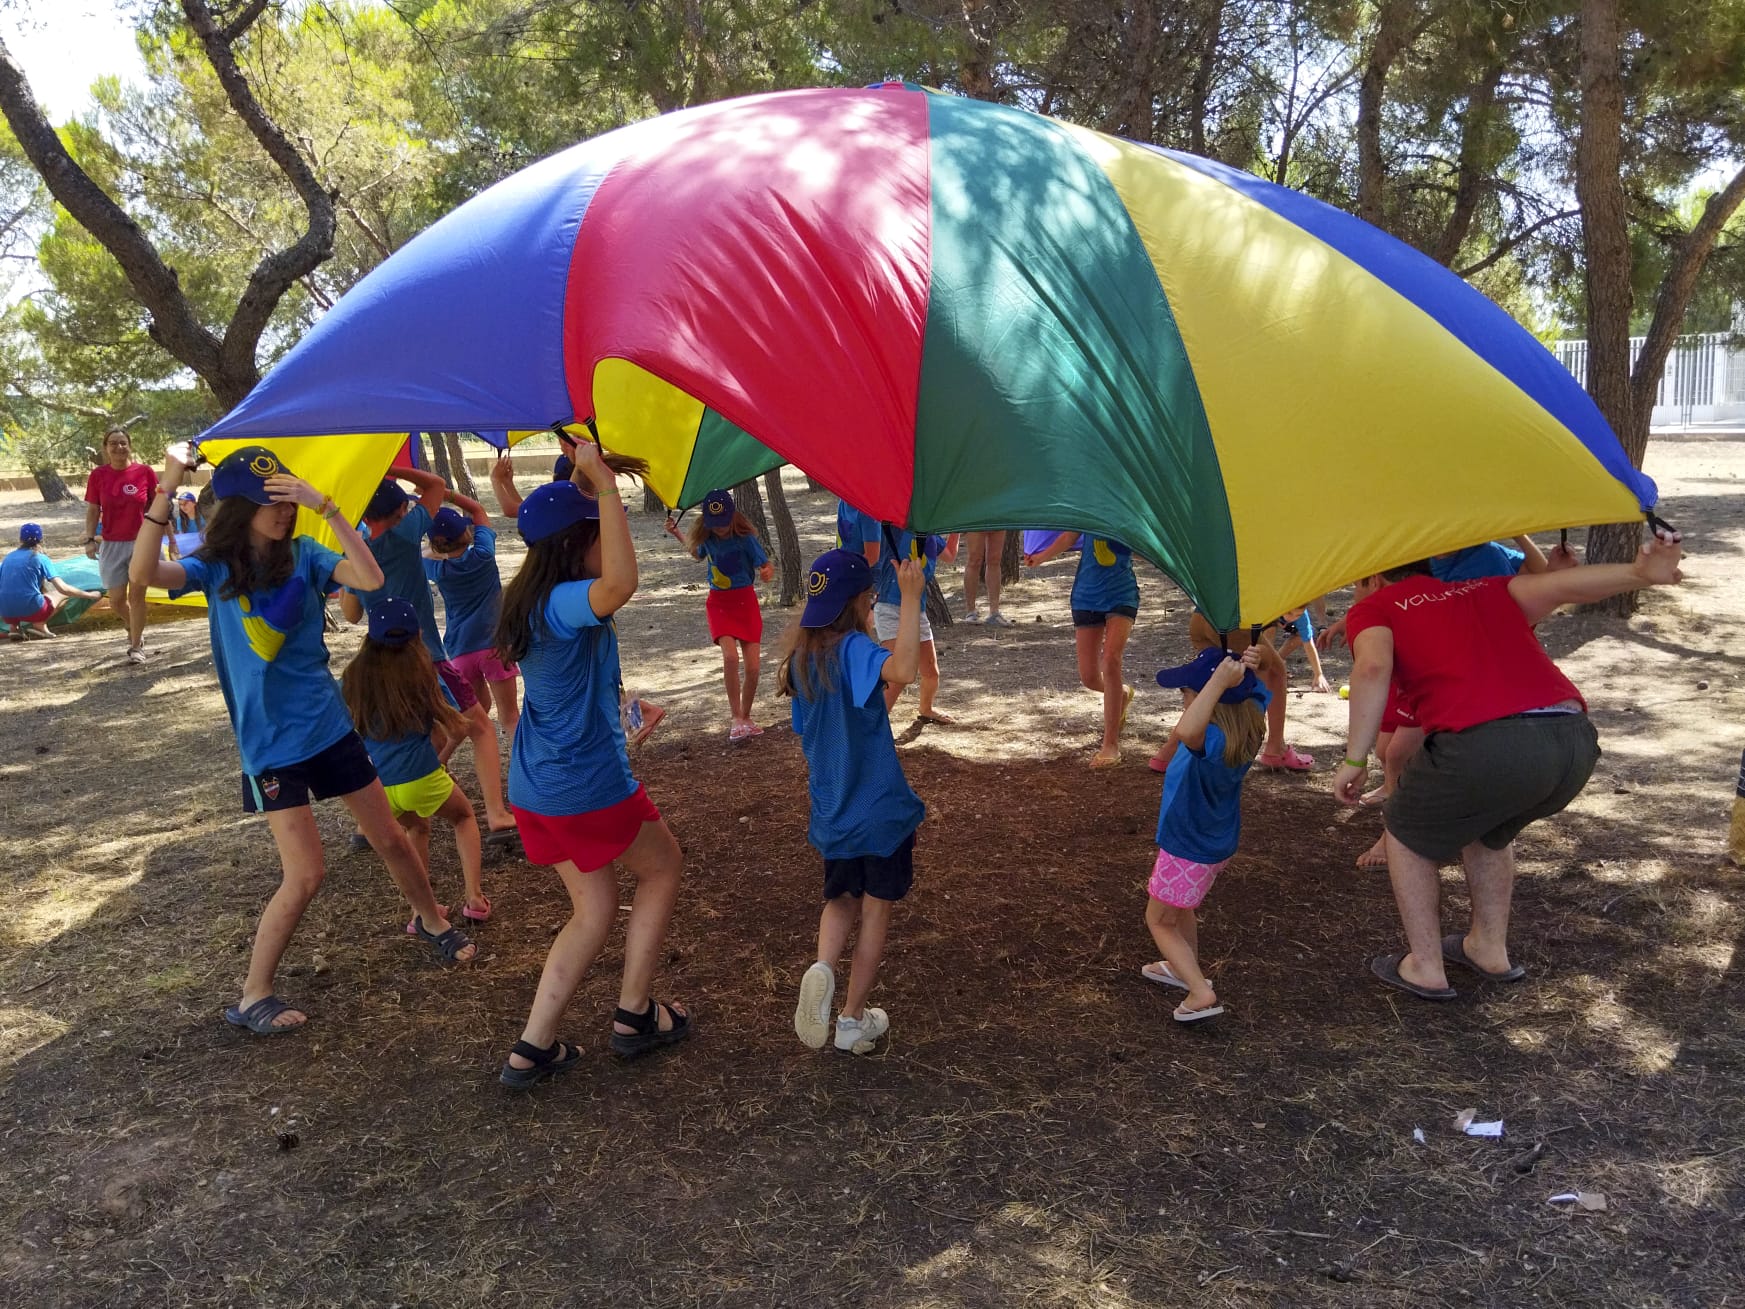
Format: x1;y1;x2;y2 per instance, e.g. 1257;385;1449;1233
706;585;763;644
513;784;662;871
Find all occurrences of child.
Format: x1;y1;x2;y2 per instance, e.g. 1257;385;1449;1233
2;523;102;639
1175;612;1311;773
342;596;491;925
171;489;206;535
494;447;689;1089
873;526;958;722
664;488;774;740
130;445;475;1036
782;548;925;1054
425;498;521;750
1025;532;1137;767
1274;605;1331;693
1141;646;1268;1022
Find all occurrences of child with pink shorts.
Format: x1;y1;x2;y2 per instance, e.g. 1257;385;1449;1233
424;498;520;749
1140;645;1268;1022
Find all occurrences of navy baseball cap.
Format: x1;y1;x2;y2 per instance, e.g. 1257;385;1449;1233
701;489;735;528
553;454;574;482
1155;647;1268;706
518;480;599;544
19;523;43;545
800;549;873;628
428;507;469;543
365;479;411;521
366;596;423;648
211;446;290;504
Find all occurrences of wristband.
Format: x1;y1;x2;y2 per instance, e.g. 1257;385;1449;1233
143;513;169;527
1342;756;1369;769
596;486;622;499
319;498;342;519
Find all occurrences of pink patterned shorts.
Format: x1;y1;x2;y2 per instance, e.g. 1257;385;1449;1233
448;646;519;686
1147;848;1230;909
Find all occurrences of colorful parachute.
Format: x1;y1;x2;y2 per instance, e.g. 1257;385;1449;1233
197;83;1655;628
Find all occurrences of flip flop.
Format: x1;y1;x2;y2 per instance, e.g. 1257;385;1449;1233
1140;961;1189;991
482;827;521;853
1369;952;1457;1001
1173;1001;1225;1023
729;724;753;741
916;711;956;725
1089;751;1122;769
224;994;306;1036
1441;933;1527;983
462;897;493;923
745;723;764;736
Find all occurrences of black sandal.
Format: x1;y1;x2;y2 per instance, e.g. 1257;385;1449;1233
412;917;476;964
499;1039;581;1089
609;999;692;1059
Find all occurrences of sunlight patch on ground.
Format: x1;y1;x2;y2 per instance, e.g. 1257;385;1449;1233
0;1006;69;1068
3;868;144;950
1501;1025;1550;1054
1581;994;1679;1075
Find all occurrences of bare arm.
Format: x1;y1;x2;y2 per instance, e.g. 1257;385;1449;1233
880;558;925;687
1172;649;1255;751
448;487;490;526
1513;534;1549;575
339;590;364;623
395;465;450;516
1507;529;1682;626
573;446;637;617
1334;627;1394;804
1024;531;1076;567
939;532;960;565
489;457;523;518
129;453;188;590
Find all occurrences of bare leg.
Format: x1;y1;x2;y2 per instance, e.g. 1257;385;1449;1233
509;859;617;1063
402;812;432;875
915;640;949;720
463;703;513;831
1261;660;1288;757
125;579;148;649
816;894;860;966
718;637;744;725
839;894;894;1020
340;781;472;957
1146;897;1216;1012
436;784;486;912
1097;613;1134;757
611;819;686;1033
1459;840;1516;975
1074;624;1105;693
240;806;329;1026
741;642;761;723
488;677;521;750
983;531;1006;616
963;533;984;614
1381;831;1448;991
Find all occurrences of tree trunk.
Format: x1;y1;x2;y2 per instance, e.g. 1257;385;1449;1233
1186;1;1224;157
1356;1;1416;229
1000;530;1021;585
427;429;453;485
958;0;998;100
1575;0;1638;612
804;474;825;492
924;575;953;628
642;485;666;514
761;467;803;607
30;465;77;504
412;431;433;474
732;477;773;555
444;432;477;498
1429;63;1505;267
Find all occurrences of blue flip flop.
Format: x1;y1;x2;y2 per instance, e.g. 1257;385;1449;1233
224;994;305;1035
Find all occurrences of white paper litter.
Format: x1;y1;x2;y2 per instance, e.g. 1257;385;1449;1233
1412;1127;1427;1145
1549;1191;1608;1211
1453;1108;1503;1137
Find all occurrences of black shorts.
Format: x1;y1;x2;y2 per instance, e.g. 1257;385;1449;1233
1384;714;1600;862
242;731;379;814
823;832;917;902
1072;604;1138;628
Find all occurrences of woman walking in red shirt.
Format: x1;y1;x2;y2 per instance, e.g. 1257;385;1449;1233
83;427;157;664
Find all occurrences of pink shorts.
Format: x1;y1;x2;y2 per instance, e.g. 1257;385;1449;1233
449;646;519;686
1147;848;1230;909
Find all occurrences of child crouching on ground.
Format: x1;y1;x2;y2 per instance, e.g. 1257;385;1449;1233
343;597;491;925
1141;646;1267;1022
781;548;925;1054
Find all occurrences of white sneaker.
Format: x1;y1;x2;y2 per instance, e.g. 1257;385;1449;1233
794;961;835;1050
962;608;983;624
126;645;147;665
834;1007;889;1054
984;611;1013;628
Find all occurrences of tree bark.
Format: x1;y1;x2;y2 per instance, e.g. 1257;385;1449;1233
1429;62;1505;267
428;429;453;485
30;466;77;504
444;432;477;498
1574;0;1638;613
924;575;953;628
1186;1;1225;157
1000;529;1021;585
643;485;666;514
958;0;998;100
761;467;803;607
732;477;773;556
1355;1;1410;228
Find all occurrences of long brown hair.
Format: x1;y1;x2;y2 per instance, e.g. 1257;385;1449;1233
777;590;874;702
1210;701;1266;768
342;638;467;743
684;510;756;552
195;495;294;602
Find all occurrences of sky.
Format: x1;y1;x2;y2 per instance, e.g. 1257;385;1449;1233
1;0;145;121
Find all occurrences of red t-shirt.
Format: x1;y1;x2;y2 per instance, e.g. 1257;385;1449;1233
84;463;158;543
1347;575;1584;735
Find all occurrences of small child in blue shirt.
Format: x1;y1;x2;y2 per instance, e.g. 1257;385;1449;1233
1;523;101;638
343;597;490;926
424;497;521;751
664;488;774;740
781;548;926;1055
1025;532;1139;767
1141;646;1268;1023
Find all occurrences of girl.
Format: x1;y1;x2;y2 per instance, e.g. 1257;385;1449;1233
130;445;475;1037
2;523;102;639
781;548;925;1055
83;427;157;663
664;488;774;740
1025;532;1138;767
494;445;689;1089
424;497;521;750
1141;646;1267;1022
873;527;958;723
172;488;206;536
342;596;491;925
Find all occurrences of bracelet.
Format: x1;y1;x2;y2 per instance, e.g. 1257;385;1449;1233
1343;755;1369;769
142;513;169;527
596;486;622;499
319;498;342;518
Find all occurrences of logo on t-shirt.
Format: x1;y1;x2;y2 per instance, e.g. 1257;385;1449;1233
237;576;309;662
122;482;140;498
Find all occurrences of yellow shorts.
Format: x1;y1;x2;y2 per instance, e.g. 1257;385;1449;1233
382;767;454;819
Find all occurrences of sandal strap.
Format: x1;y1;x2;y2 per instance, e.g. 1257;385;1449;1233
509;1038;562;1066
612;999;658;1034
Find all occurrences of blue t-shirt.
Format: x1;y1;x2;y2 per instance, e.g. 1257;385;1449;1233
421;524;502;658
172;538;354;774
836;501;879;553
0;547;51;618
363;727;441;788
1155;722;1252;864
508;579;637;818
1431;542;1525;582
350;504;444;662
1070;538;1139;614
874;530;945;606
790;631;925;860
1279;611;1315;643
699;532;768;590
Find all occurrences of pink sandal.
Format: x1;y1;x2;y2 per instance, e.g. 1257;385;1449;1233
1256;745;1315;772
462;897;492;923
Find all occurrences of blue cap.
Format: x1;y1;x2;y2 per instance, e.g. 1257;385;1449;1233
553;454;574;482
176;488;197;502
211;446;289;505
518;480;599;544
19;523;43;546
365;479;411;521
800;549;873;628
366;596;423;647
701;489;735;528
1155;647;1268;706
428;507;469;543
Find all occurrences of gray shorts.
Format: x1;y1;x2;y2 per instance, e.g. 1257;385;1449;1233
872;601;933;644
1384;713;1600;863
97;539;137;591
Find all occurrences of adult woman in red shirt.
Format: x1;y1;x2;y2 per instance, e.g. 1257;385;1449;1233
83;427;157;664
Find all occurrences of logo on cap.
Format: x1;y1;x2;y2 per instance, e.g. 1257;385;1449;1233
249;453;280;478
708;499;726;516
807;569;829;596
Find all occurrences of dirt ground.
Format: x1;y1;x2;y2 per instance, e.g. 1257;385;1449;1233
0;433;1740;1308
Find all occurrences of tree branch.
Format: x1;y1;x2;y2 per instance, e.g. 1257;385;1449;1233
220;0;272;43
1454;208;1581;278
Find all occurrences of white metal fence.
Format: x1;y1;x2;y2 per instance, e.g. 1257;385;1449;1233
1551;332;1745;427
